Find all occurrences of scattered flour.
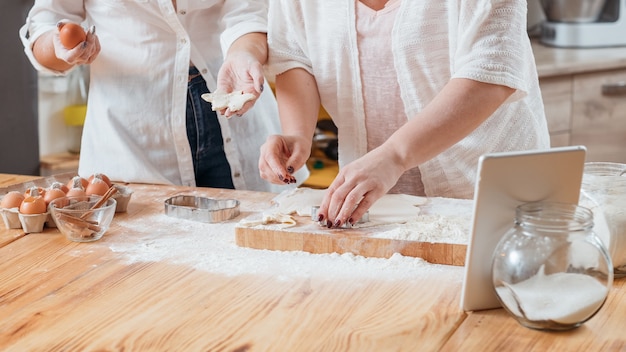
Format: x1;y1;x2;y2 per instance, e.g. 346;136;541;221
372;213;469;244
106;211;463;281
373;197;473;243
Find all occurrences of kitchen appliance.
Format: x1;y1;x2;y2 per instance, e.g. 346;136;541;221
541;0;626;47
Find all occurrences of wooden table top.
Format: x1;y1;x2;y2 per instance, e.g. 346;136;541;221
0;173;624;351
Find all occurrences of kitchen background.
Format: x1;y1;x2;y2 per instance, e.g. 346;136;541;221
1;0;624;179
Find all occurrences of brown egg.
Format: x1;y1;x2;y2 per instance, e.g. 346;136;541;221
85;178;110;196
44;187;66;205
24;186;44;198
66;176;88;190
66;187;87;200
19;196;47;214
88;173;113;188
49;181;69;194
59;22;86;49
0;191;25;209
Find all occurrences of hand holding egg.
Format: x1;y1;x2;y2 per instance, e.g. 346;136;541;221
53;21;101;66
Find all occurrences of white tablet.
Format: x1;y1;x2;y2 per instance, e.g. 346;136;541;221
460;146;587;311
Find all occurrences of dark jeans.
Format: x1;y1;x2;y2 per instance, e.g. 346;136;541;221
186;66;235;189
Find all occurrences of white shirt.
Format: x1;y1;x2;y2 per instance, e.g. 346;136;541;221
20;0;307;192
267;0;550;199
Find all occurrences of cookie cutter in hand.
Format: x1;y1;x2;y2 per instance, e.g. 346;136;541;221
164;195;240;223
311;206;369;228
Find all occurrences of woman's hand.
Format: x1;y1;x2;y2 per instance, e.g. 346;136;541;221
216;32;268;117
53;22;100;66
259;134;312;185
216;51;264;117
317;145;405;228
33;21;100;72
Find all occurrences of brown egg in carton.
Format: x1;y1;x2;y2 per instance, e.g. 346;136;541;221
1;200;50;233
0;206;49;232
0;187;49;233
0;172;133;232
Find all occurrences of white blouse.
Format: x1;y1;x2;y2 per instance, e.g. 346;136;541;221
20;0;307;191
267;0;550;198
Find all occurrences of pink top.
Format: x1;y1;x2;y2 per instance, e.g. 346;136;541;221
356;0;424;195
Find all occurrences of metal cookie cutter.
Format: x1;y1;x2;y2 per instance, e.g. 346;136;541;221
310;206;369;228
164;195;240;223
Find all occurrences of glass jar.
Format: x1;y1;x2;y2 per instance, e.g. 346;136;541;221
492;202;613;331
580;162;626;278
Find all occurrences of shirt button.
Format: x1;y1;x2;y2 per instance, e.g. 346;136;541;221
201;68;208;74
233;172;241;178
181;38;187;44
225;137;231;143
180;10;186;15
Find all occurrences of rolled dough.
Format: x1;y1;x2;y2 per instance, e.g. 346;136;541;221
270;187;426;227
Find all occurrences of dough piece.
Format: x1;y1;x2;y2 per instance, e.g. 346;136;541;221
270;187;426;226
272;187;325;216
201;91;255;112
368;194;426;225
238;212;296;228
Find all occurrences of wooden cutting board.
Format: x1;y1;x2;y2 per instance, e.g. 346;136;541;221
235;205;469;266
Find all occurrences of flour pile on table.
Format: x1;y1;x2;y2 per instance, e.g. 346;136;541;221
372;197;472;244
106;211;462;281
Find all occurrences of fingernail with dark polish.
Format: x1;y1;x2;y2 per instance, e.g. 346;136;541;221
259;85;264;92
326;220;333;228
317;214;324;222
348;218;354;225
287;166;294;174
334;220;342;228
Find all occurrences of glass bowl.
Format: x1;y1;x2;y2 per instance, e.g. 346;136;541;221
49;196;116;242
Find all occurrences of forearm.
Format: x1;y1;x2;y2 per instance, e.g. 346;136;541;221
226;32;268;65
275;68;321;143
32;30;74;72
384;78;515;171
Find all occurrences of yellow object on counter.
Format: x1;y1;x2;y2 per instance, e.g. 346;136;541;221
63;105;87;126
63;104;87;153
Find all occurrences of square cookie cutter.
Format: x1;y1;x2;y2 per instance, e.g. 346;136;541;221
164;195;240;223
